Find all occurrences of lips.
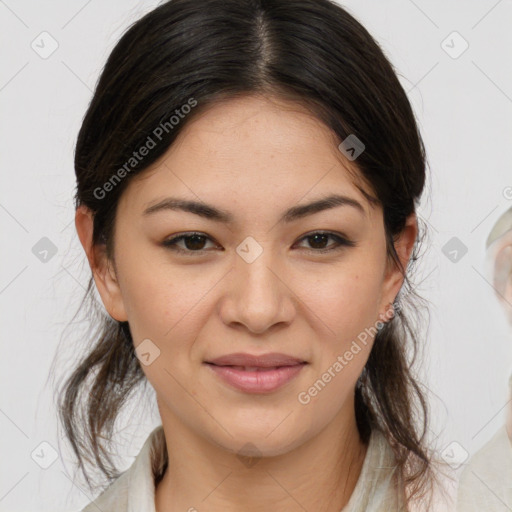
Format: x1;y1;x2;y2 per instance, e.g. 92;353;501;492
205;352;307;369
224;366;282;371
204;356;307;393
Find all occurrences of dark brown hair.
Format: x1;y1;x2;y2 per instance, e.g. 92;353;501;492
54;0;436;507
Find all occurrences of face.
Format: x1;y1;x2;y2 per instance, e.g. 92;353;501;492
78;94;415;457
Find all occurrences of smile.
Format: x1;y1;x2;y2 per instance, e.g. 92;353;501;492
204;362;307;393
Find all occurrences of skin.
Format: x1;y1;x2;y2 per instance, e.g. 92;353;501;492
76;94;417;511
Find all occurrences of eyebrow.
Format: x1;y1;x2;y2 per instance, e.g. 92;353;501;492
142;193;366;223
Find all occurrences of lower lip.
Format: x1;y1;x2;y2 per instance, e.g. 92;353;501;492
204;363;307;393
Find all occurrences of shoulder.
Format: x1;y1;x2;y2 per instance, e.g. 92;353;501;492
348;429;457;512
80;425;164;512
81;469;131;512
342;429;405;511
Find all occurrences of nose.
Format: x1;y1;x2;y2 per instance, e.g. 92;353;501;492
218;245;295;335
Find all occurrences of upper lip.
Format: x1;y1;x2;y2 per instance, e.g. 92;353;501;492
205;352;307;368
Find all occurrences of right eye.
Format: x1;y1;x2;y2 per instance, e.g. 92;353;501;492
162;232;220;255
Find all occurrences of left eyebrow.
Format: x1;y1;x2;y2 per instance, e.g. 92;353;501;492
281;194;366;222
142;193;366;224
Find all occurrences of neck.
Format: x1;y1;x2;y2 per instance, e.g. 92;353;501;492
155;399;368;512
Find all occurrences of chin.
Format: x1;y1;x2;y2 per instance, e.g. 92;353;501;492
211;424;308;459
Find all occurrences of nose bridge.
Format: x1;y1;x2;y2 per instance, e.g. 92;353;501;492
225;235;293;332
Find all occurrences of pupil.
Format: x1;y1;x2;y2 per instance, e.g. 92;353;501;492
309;234;328;249
186;235;205;250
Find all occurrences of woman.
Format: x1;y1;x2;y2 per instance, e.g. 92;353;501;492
56;0;452;510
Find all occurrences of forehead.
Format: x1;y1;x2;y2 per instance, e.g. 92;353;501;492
122;94;375;218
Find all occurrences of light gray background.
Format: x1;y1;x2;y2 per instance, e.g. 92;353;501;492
1;1;511;510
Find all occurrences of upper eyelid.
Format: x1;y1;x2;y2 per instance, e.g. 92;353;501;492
163;231;353;250
165;230;348;241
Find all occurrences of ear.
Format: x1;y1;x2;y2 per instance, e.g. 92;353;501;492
75;205;128;322
378;212;418;318
488;230;512;325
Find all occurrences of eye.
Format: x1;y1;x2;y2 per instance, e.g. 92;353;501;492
162;230;355;256
295;231;356;254
162;232;219;255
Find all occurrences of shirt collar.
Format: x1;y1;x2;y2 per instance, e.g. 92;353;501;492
123;425;400;512
125;424;165;512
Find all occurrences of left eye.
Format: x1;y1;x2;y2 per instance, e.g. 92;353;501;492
162;231;355;255
296;232;356;253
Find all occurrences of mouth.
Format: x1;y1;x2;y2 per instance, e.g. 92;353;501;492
204;352;308;368
205;363;306;371
203;362;308;393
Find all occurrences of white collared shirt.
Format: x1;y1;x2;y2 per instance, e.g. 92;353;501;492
80;425;453;512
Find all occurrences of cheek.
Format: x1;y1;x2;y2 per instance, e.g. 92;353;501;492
304;260;384;345
120;269;202;341
115;241;223;346
115;255;210;392
114;242;179;338
294;265;383;419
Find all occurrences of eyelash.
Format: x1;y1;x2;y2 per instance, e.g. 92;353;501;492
161;231;356;256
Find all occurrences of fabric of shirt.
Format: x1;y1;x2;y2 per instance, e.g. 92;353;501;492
456;424;512;511
80;425;448;512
